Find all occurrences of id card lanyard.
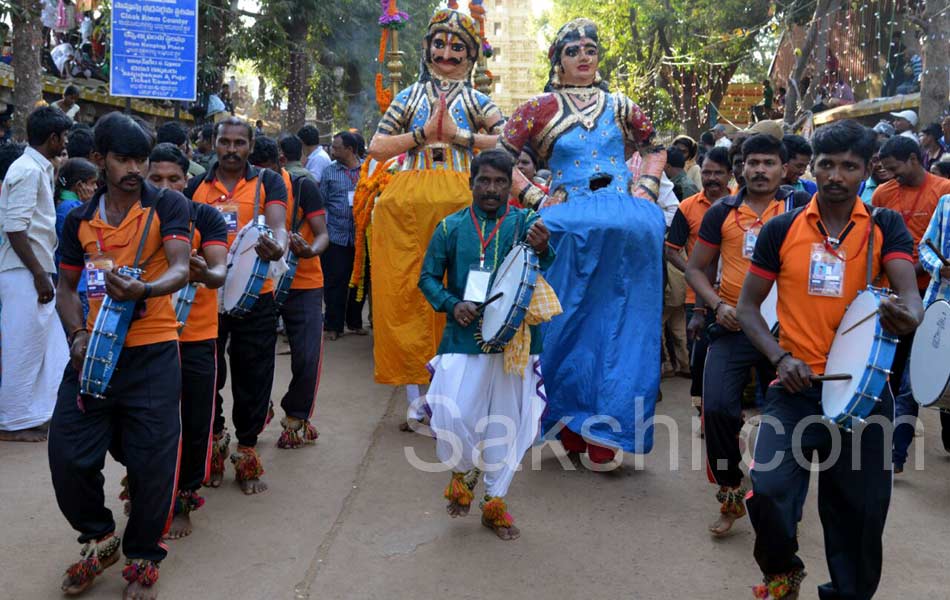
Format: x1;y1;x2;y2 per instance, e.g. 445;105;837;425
463;204;509;303
469;203;510;269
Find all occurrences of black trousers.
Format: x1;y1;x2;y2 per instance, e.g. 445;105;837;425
49;341;181;562
321;242;365;333
277;287;324;420
179;340;217;491
215;292;277;448
703;329;774;488
748;384;893;600
689;306;715;398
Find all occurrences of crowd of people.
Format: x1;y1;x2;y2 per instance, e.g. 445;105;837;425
0;6;947;600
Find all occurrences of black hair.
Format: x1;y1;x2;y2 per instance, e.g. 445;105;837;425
278;133;304;162
248;135;280;167
874;130;920;164
700;131;715;147
156;121;188;147
921;122;943;139
933;161;950;178
741;133;789;163
519;145;540;169
334;131;360;155
703;147;731;170
93;112;155;158
64;85;80;97
214;117;254;142
54;157;97;202
470;148;514;184
200;123;214;142
148;142;190;176
66;127;94;159
666;146;686;169
351;131;366;159
0;142;25;181
810;120;877;165
297;124;320;147
729;132;751;166
782;134;812;159
672;135;697;160
545;19;608;93
26;106;72;147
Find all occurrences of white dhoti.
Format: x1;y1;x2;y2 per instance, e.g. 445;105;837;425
426;353;545;498
0;268;68;430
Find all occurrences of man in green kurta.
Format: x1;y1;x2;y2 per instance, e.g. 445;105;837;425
418;149;554;541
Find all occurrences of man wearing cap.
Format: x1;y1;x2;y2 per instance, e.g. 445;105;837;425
712;124;732;149
891;110;919;140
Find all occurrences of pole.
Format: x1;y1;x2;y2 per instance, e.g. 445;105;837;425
387;29;404;97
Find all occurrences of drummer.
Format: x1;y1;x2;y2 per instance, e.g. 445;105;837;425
736;120;922;599
418;149;554;541
184;117;288;495
684;134;810;537
146;143;229;540
50;112;192;599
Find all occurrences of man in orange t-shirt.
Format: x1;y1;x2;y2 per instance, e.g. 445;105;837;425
185;117;287;495
51;113;191;597
253;135;330;449
147;143;228;539
738;120;921;600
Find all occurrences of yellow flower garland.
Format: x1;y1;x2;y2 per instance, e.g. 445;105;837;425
349;159;397;301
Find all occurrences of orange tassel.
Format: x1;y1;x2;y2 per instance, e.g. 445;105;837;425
443;473;474;506
481;497;514;527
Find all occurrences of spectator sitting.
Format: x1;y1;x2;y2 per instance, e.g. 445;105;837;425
827;78;855;108
52;85;81;120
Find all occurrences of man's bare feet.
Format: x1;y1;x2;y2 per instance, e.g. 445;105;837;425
0;425;48;442
481;497;519;541
62;536;121;596
347;327;368;336
231;446;267;495
123;580;159;600
239;477;268;495
446;499;471;518
710;486;746;537
709;511;742;537
481;514;520;541
205;432;230;488
164;513;192;540
327;331;342;341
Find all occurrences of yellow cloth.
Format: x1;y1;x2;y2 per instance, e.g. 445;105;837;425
504;275;562;376
371;169;472;385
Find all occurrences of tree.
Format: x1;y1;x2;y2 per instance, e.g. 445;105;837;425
9;0;44;140
547;0;775;137
910;0;950;126
782;0;840;128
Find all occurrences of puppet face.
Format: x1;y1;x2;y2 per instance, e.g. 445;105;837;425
428;32;473;80
559;37;599;87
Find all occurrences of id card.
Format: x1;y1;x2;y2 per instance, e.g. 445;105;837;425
85;253;114;299
217;202;239;234
347;191;355;207
808;243;845;297
743;226;760;259
463;265;492;303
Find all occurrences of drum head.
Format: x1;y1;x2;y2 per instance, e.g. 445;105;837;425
221;226;262;311
761;286;778;331
910;300;950;406
822;290;880;417
481;245;527;342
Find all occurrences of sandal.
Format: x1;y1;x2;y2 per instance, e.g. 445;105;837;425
62;534;122;595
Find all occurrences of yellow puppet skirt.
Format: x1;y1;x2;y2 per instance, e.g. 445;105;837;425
370;168;472;385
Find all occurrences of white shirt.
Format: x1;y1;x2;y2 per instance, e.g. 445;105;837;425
0;147;58;273
50;42;75;76
714;137;732;149
899;130;919;141
306;146;332;183
53;100;80;120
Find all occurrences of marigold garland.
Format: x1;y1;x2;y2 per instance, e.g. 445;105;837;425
349;159;397;300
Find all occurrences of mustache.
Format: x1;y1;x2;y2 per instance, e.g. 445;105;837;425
223;153;241;162
121;174;143;185
480;194;502;202
749;175;769;182
433;57;463;65
702;180;722;187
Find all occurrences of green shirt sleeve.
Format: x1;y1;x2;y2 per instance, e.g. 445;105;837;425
419;219;462;315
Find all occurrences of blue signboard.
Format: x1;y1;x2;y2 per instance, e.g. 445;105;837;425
110;0;198;101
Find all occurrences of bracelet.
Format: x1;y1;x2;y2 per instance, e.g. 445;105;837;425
411;127;426;147
771;351;792;367
452;128;474;149
68;326;88;344
141;282;153;299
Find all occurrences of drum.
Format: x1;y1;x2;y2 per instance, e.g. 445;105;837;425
909;300;950;409
274;252;298;306
80;266;142;399
761;286;779;333
173;282;198;330
480;243;540;350
821;287;898;429
221;218;272;317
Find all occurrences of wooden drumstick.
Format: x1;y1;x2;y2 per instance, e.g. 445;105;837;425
925;239;950;266
838;309;880;336
475;292;504;314
811;373;853;382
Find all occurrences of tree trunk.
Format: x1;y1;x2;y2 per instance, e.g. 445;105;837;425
783;0;840;127
917;0;950;126
11;0;44;141
283;17;310;132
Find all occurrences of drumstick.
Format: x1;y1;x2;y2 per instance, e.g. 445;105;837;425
925;240;950;266
837;309;880;336
811;373;853;382
475;292;504;314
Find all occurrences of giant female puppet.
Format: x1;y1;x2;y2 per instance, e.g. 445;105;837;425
368;9;505;416
498;19;666;463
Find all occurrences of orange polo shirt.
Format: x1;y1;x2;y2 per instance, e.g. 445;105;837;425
185;163;287;295
749;197;914;374
59;183;191;347
282;169;325;289
697;188;807;306
667;190;714;304
872;172;950;288
179;202;229;343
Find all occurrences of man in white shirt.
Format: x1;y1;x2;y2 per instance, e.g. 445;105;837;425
0;106;71;442
891;109;919;140
298;124;331;182
52;85;81;121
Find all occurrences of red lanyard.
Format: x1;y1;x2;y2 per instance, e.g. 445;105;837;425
469;204;510;262
93;211;144;253
345;167;360;186
733;201;776;232
816;218;870;262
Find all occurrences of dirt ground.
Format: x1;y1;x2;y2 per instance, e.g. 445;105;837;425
2;331;949;599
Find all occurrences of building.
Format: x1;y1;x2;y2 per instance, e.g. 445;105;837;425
484;0;538;115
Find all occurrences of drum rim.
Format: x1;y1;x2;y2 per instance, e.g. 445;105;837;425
910;299;950;406
481;245;540;345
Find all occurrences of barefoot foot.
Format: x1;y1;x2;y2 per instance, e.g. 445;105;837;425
709;511;742;537
164;513;192;540
239;477;268;495
481;514;521;541
123;579;159;600
446;499;471;518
